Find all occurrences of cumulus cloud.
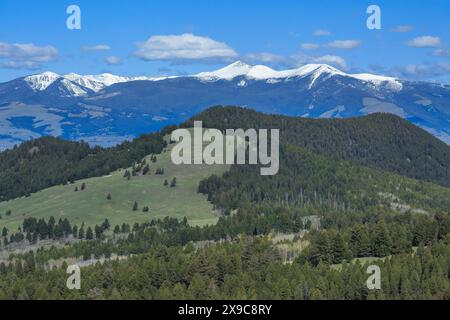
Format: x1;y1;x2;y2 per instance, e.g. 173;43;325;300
314;29;331;36
433;49;450;58
105;56;122;65
134;33;238;63
393;62;450;79
0;42;58;69
407;36;441;48
80;44;111;52
392;25;413;33
328;40;361;49
301;43;320;50
1;60;41;69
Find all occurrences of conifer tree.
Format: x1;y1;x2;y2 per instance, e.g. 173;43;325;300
86;226;93;240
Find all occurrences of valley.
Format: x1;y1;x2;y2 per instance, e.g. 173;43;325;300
0;107;449;300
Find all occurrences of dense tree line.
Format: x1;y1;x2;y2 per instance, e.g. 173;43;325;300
187;106;450;188
1;237;450;300
198;144;450;213
0;133;166;201
5;204;449;269
1;217;112;248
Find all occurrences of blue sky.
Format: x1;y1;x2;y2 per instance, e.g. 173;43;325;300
0;0;449;82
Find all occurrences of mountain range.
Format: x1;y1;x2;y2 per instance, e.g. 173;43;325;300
0;61;449;150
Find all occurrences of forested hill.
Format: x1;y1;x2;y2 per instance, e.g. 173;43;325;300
0;134;165;201
187;106;450;188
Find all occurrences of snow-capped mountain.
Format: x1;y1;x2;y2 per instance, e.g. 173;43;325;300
195;61;402;90
63;73;161;92
0;61;449;150
25;72;61;91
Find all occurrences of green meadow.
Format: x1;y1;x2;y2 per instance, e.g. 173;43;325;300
0;137;230;231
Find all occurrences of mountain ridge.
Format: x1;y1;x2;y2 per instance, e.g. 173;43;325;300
0;61;449;149
16;61;403;93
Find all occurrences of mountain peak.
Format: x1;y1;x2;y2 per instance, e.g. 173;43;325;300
195;61;252;80
24;71;61;91
194;61;347;82
227;60;251;68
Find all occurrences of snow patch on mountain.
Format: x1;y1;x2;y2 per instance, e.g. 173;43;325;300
360;98;407;118
58;79;89;97
64;73;148;92
25;72;61;91
194;61;402;90
351;73;403;91
0;102;63;139
320;105;346;118
23;61;403;96
195;61;252;80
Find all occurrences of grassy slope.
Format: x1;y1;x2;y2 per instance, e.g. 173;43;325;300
0;136;229;230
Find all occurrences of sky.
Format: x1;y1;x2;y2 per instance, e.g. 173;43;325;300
0;0;449;82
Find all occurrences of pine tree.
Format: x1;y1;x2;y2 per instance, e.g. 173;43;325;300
78;225;85;239
351;225;372;257
72;225;78;237
372;221;393;257
121;223;130;233
132;201;138;211
103;219;110;230
332;233;346;263
107;193;112;200
86;226;93;240
94;225;103;239
316;232;333;264
170;177;177;188
164;179;168;187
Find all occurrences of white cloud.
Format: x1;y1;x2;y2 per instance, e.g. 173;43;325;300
301;43;320;50
394;62;450;79
1;60;41;69
433;49;450;58
134;33;238;62
0;43;58;62
328;40;361;49
81;44;111;52
105;56;122;65
392;25;413;33
314;29;331;36
407;36;441;48
310;55;347;69
0;42;58;69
